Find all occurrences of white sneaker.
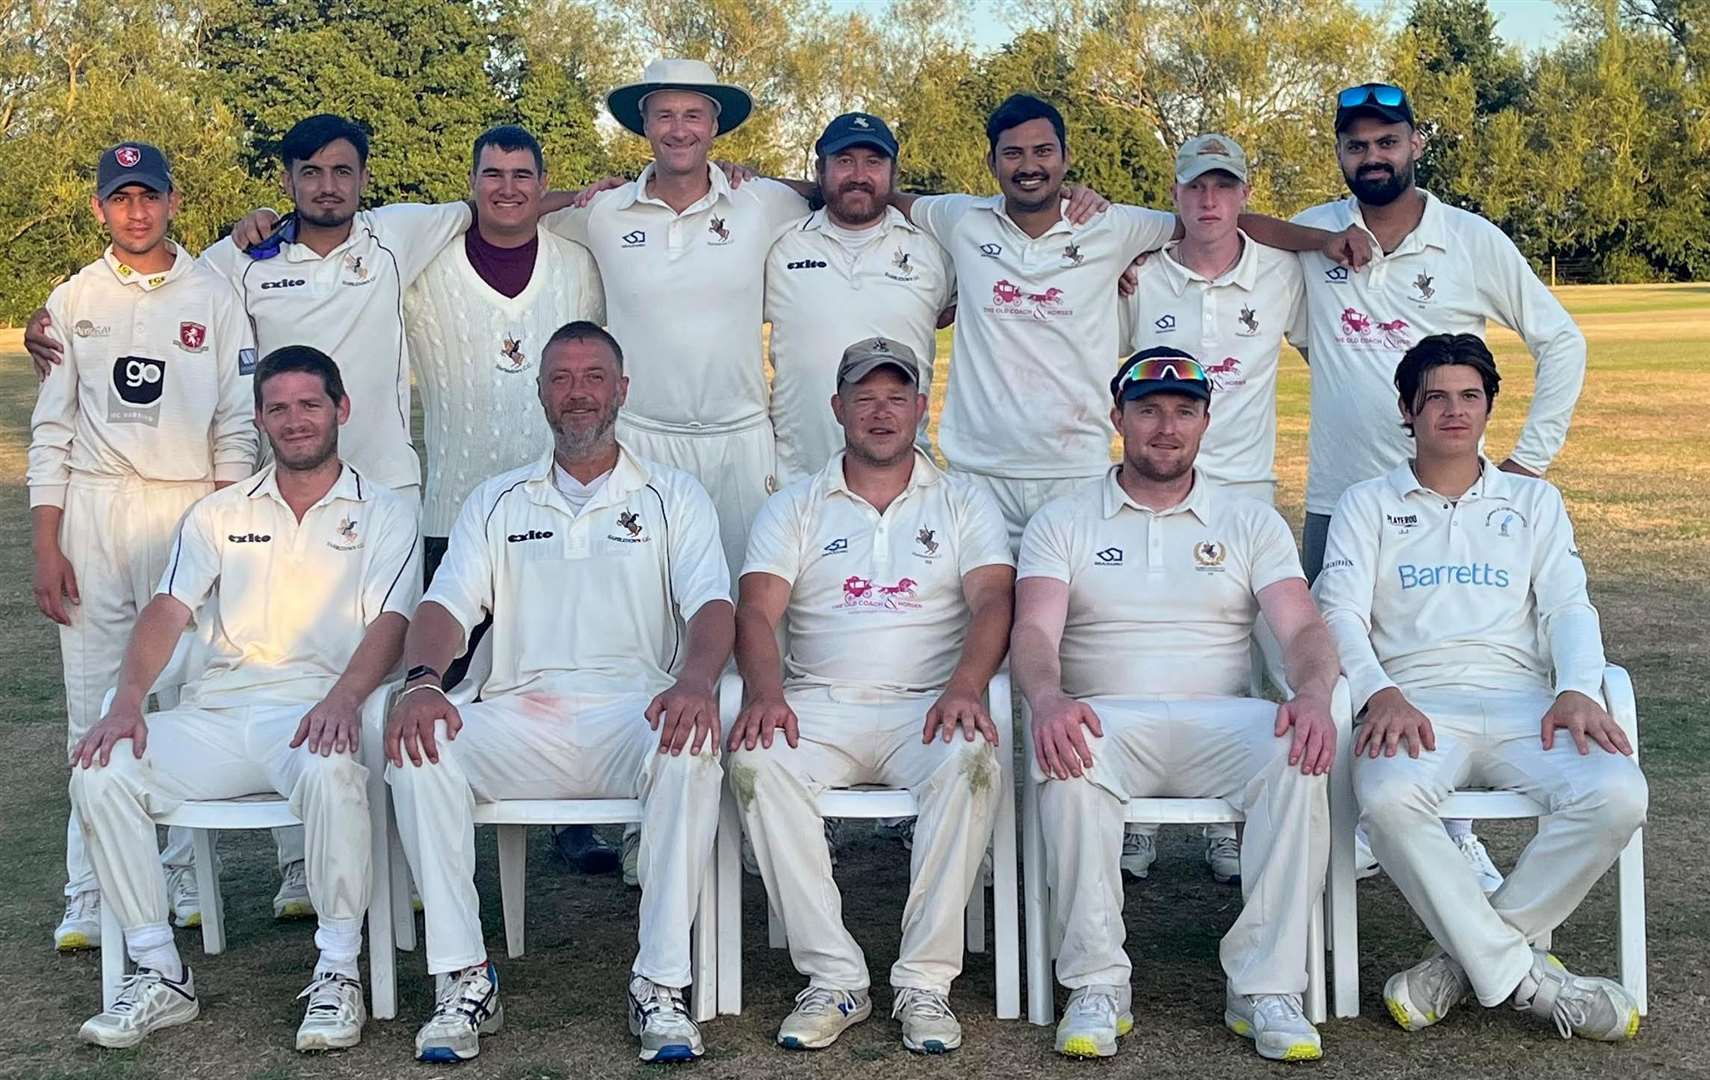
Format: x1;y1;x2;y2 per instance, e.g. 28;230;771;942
78;967;199;1048
894;987;960;1054
296;971;365;1051
1224;988;1322;1061
1120;831;1156;881
1205;834;1241;885
1455;832;1505;894
622;827;641;888
1515;950;1640;1041
1055;984;1132;1058
273;860;315;920
1384;950;1471;1031
55;890;102;951
777;985;871;1050
415;962;503;1062
628;975;704;1061
165;865;201;928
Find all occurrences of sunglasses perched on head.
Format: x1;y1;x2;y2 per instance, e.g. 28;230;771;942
1337;83;1407;109
1119;357;1209;385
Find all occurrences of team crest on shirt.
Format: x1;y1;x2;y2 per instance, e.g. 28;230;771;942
497;337;528;372
886;247;918;282
177;322;207;352
1336;307;1411;350
1485;507;1527;537
987;279;1070;321
1236;306;1260;337
343;253;371;282
839;575;922;611
1203;356;1244;390
1193;540;1227;572
74;320;111;339
1411;271;1436;303
328;516;363;551
1062;242;1084;267
608;510;649;543
707;216;731;245
914;527;940;558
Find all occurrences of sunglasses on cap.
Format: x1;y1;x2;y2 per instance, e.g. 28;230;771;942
1337;83;1407;109
1119;356;1210;385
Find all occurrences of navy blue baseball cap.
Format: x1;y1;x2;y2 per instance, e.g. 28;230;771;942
1111;347;1212;404
816;112;899;158
98;143;173;199
1334;83;1416;133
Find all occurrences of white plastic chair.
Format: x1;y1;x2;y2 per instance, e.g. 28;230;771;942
383;674;741;1024
1020;669;1353;1026
1326;663;1647;1018
713;672;1019;1019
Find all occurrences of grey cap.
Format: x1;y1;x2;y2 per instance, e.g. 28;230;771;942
836;336;920;389
1174;133;1248;184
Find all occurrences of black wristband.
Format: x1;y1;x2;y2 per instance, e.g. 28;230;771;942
405;664;442;684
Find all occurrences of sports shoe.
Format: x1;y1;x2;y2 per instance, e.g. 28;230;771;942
1383;950;1471;1031
894;987;961;1053
56;890;102;951
165;865;201;928
1514;950;1640;1041
622;827;641;888
273;860;315;919
551;824;620;875
1224;988;1322;1061
777;985;871;1049
1120;831;1156;881
78;966;198;1048
1455;832;1505;894
1055;984;1132;1058
415;961;503;1062
628;975;704;1061
1354;829;1381;880
296;971;365;1051
1205;834;1241;885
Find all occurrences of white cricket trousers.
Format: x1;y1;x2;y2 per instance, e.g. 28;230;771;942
1036;696;1327;994
69;704;372;934
728;686;1001;994
58;476;209;897
618;414;775;587
1356;687;1648;1006
387;688;723;985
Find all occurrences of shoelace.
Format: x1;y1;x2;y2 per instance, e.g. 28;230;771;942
435;969;495;1024
1251;993;1305;1025
1067;989;1119;1026
1418;957;1466;1005
66;891;100;922
1208;836;1240;861
635;980;689;1020
1455;834;1498;873
108;971;159;1015
792;986;851;1016
894;988;953;1020
299;973;356;1017
282;862;308;889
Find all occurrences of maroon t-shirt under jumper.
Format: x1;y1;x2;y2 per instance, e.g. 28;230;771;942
464;229;537;298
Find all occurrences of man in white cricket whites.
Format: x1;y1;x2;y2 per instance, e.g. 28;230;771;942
1314;333;1644;1042
1012;349;1341;1062
385;322;732;1064
70;346;420;1052
764;114;954;483
891;93;1372;549
1291;83;1587;888
31;142;257;950
1116;132;1305;885
728;338;1013;1054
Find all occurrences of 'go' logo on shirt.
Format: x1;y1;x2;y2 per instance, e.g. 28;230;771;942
113;355;165;405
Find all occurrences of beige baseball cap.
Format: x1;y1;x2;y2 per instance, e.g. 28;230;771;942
1175;133;1249;184
836;336;920;389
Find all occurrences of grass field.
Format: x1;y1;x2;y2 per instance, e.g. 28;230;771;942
0;283;1705;1079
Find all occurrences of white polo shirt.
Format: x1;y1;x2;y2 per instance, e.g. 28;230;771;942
910;195;1177;479
30;245;257;508
543;165;807;431
1118;233;1303;486
202;202;473;490
1019;468;1304;700
1290;191;1586;515
160;462;422;708
1312;459;1604;712
743;450;1012;695
425;444;731;700
763;207;954;482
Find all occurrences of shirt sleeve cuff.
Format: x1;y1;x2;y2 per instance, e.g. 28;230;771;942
29;484;66;509
1349;671;1400;715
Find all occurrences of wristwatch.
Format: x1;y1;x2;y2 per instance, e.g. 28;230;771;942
405;664;441;685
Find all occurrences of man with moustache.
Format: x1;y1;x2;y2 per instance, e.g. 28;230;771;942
1290;84;1588;889
31;142;257;949
71;346;420;1052
386;322;732;1064
764;114;955;483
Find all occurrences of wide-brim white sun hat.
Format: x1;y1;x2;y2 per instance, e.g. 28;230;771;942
607;58;753;137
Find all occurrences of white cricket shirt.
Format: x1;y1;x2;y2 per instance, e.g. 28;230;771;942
424;444;731;699
160;462;422;708
403;225;606;536
1018;468;1304;699
30;245;257;509
1118;233;1303;485
1291;191;1586;514
1312;459;1605;712
201;202;473;490
763;207;954;482
543;165;807;430
910;195;1177;479
743;450;1013;694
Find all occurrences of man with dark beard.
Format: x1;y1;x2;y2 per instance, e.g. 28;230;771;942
1011;347;1341;1062
385;321;732;1064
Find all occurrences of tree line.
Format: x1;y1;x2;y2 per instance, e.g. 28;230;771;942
1;0;1705;321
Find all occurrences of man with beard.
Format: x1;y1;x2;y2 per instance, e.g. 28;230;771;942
1290;84;1587;889
728;338;1012;1054
764;114;955;483
385;321;732;1064
71;346;420;1052
31;142;257;950
1012;348;1340;1061
893;94;1372;548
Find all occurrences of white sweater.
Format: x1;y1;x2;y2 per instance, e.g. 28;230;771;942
403;227;604;536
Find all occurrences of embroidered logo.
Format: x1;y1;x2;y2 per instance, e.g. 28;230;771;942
1237;306;1259;337
1412;270;1436;303
1063;241;1084;267
498;337;527;372
708;216;730;244
1325;266;1350;282
839;575;921;610
823;538;849;554
328;516;362;551
915;527;939;557
115;146;142;167
178;322;207;352
621;229;646;247
1095;547;1124;565
1193;540;1227;571
343;253;370;281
